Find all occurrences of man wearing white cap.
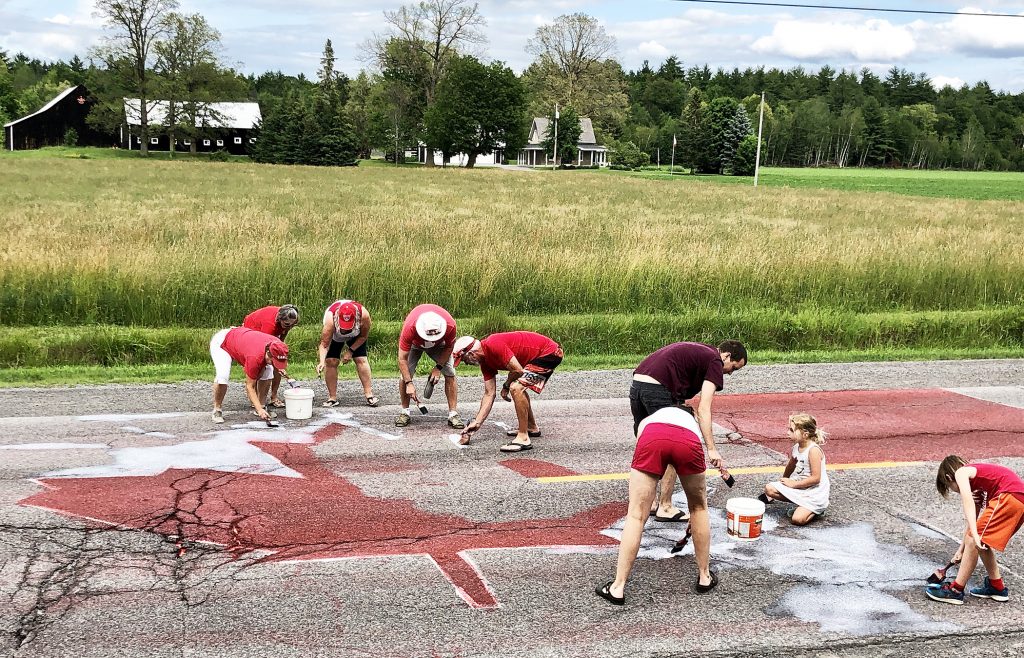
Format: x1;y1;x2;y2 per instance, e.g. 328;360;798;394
452;331;563;451
396;303;464;429
316;299;378;407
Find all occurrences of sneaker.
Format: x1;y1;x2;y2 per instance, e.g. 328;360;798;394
447;412;466;430
212;410;224;424
925;583;964;605
970;577;1009;602
395;412;411;427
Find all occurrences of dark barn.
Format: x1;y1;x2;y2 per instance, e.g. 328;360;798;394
122;99;261;156
4;85;112;151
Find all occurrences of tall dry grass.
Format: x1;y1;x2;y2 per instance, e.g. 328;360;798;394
1;158;1022;326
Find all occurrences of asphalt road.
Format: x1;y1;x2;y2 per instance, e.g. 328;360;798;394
1;360;1023;657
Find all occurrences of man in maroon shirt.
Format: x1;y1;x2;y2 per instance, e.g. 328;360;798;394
209;326;291;424
243;305;299;408
453;331;563;452
632;340;747;521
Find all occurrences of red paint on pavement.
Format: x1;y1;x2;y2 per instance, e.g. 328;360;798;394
21;424;624;609
499;459;580;479
714;389;1024;463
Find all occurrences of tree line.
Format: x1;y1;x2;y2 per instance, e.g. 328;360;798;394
2;0;1023;171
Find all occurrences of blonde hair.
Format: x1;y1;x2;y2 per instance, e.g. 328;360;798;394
789;413;827;445
936;455;967;498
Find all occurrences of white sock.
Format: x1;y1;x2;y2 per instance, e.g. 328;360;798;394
403;407;413;415
448;410;458;418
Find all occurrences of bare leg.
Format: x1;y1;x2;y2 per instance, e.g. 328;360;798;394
257;380;271;405
954;530;980;588
444;375;458;412
791;507;818;526
679;472;712;586
213;383;227;410
609;469;658;599
270;370;283;405
510;382;533;443
655;466;682;518
324;358;340;400
980;545;1001;581
526;400;539;433
765;483;793;503
354;357;375;398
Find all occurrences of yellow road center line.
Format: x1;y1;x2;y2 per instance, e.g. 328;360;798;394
535;460;927;483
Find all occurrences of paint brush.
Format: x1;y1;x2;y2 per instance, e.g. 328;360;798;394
927;558;960;584
423;377;435;399
670;524;693;554
718;465;735;488
410;392;428;414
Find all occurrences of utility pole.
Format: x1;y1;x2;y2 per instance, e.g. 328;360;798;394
754;91;765;187
553;103;559;170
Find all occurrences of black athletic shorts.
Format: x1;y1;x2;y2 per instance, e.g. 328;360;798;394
326;338;368;360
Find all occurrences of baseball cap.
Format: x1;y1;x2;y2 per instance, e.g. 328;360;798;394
335;301;358;331
414;311;447;342
268;341;289;369
452;336;479;366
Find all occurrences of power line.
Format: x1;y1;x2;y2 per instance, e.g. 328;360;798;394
668;0;1024;18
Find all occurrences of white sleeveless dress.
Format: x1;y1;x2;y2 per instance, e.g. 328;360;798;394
770;443;830;514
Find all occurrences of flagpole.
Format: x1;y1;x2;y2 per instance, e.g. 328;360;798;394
671;134;676;175
553;103;559;170
754;91;765;187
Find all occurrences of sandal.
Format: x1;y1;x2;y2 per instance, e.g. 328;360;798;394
499;441;533;453
505;429;542;438
695;571;719;594
269;399;286;409
366;396;379;407
322;399;340;408
595;581;624;606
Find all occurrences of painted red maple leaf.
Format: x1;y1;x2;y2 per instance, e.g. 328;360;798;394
21;423;624;608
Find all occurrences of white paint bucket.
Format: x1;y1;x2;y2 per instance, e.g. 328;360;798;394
283;388;314;420
726;497;766;541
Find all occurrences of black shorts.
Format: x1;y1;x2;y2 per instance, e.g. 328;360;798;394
326;338;368;360
629;381;677;436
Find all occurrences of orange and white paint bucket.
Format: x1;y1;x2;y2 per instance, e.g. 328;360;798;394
726;497;766;541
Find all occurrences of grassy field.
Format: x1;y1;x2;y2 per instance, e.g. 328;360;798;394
623;166;1024;201
1;150;1021;384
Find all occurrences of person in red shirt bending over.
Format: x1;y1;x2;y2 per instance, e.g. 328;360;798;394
209;326;290;424
927;457;1024;605
453;331;563;452
396;304;464;429
243;305;299;409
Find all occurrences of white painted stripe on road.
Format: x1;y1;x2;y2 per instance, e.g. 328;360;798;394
0;443;107;451
949;386;1024;410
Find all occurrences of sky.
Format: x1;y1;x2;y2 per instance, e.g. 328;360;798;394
3;0;1024;92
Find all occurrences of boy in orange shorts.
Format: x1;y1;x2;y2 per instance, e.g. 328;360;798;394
927;456;1024;605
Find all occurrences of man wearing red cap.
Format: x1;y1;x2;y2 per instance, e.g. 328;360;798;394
243;304;299;409
453;331;563;451
396;303;464;429
209;326;290;424
316;299;378;407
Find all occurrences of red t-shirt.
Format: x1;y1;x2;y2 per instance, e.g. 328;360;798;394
243;306;290;340
478;331;560;381
634;342;724;403
222;327;281;380
971;463;1024;506
398;304;456;351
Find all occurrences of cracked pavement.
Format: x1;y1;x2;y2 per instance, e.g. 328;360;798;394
1;360;1023;657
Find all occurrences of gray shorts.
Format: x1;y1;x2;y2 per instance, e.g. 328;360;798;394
407;345;457;377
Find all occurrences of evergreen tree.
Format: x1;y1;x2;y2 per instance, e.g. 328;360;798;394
721;105;752;173
679;87;706;173
703;96;739;174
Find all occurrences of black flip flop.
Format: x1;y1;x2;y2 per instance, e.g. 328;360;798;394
695;571;719;594
499;442;533;453
506;429;542;438
595;581;624;606
653;510;690;523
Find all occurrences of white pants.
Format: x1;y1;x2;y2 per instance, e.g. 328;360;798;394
210;328;272;385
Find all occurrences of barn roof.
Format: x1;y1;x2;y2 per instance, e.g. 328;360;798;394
123;99;262;129
4;85;84;128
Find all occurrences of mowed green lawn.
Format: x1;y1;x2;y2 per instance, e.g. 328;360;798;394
1;150;1021;385
623;166;1024;201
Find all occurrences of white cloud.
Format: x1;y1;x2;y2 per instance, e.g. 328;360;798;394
931;75;966;90
923;9;1024;57
751;18;916;61
635;40;670;59
44;14;72;25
